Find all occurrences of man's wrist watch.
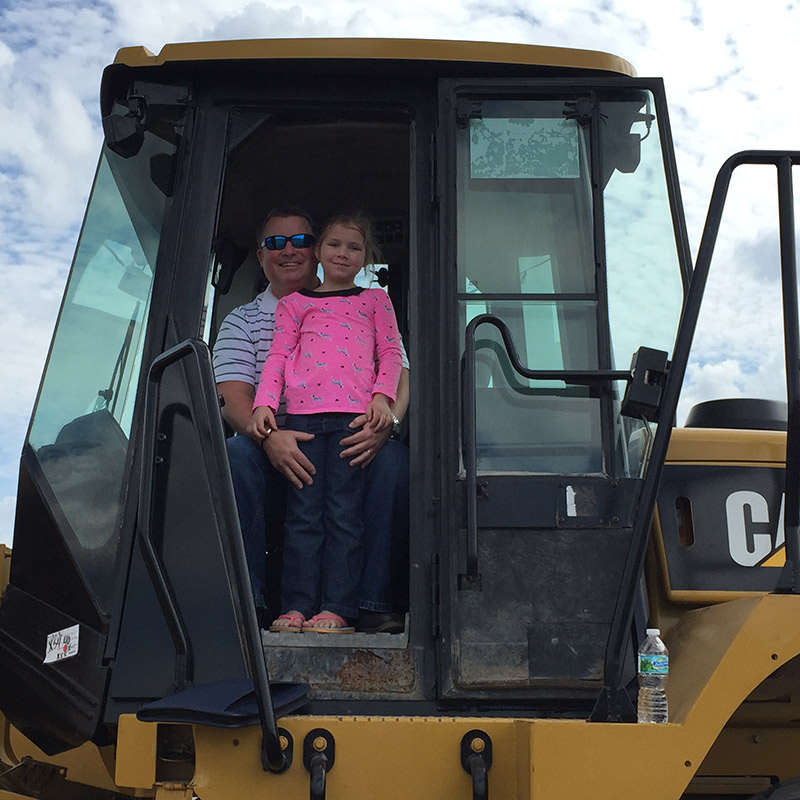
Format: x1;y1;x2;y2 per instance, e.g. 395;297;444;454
391;413;401;438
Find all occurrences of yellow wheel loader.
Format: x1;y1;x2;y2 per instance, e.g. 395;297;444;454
1;37;799;800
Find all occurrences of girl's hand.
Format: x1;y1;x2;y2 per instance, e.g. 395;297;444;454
247;405;277;440
365;393;393;431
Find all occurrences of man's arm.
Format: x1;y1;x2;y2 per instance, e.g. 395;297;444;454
218;380;257;436
217;379;316;489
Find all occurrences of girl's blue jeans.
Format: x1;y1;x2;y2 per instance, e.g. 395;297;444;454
280;413;365;619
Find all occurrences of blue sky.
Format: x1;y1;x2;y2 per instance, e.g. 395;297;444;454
0;0;798;542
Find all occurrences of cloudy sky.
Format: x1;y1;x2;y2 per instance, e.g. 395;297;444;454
0;0;798;542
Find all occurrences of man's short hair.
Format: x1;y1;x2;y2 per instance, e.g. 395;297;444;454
256;206;314;244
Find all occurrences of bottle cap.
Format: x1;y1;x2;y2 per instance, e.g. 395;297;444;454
646;628;660;636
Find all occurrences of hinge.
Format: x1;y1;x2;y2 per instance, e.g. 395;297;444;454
131;80;191;107
429;134;437;207
563;97;594;127
431;553;440;638
103;80;189;159
456;99;483;128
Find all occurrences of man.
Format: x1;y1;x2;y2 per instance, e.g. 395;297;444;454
213;206;409;632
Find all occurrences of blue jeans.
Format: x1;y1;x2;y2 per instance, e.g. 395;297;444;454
281;414;364;619
226;422;408;614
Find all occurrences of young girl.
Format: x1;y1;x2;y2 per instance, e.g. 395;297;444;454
248;214;403;632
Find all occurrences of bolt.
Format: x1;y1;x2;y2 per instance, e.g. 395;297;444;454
471;737;486;753
280;735;289;750
313;736;327;752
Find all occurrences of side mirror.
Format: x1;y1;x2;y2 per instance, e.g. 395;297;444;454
621;346;669;421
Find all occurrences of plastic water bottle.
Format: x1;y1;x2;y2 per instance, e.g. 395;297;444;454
637;628;669;723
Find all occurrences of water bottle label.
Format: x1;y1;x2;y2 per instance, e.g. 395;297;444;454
639;654;668;674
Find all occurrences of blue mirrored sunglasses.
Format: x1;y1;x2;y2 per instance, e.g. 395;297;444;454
260;234;315;250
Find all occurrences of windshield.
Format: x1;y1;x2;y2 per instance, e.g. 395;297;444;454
26;132;175;610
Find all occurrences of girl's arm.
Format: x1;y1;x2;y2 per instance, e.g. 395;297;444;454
365;392;393;430
253;296;301;411
246;405;277;439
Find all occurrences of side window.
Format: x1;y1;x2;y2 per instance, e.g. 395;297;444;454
27;138;174;609
602;93;684;366
457;91;685;477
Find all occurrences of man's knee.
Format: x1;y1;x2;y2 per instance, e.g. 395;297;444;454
226;435;289;520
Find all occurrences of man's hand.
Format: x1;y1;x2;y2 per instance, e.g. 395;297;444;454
263;429;316;489
340;414;393;468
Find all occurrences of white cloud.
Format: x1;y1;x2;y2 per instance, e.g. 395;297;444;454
0;38;14;69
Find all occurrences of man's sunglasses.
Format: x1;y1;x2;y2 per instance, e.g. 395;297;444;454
260;234;315;250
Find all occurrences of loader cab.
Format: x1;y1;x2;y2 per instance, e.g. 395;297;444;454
0;41;692;754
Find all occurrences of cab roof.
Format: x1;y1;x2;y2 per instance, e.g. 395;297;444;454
113;37;636;76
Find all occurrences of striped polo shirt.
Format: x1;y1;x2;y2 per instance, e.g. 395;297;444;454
213;287;279;386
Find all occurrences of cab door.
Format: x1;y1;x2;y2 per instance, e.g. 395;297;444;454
435;79;687;701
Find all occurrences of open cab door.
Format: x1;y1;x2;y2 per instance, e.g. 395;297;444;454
435;78;689;706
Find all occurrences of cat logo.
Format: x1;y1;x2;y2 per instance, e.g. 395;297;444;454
726;490;786;568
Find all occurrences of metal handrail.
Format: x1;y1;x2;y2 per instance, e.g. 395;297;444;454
593;150;800;722
140;338;287;771
139;345;194;691
462;314;631;586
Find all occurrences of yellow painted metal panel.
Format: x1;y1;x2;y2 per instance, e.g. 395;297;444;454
0;546;10;598
667;595;799;728
184;717;694;799
666;427;786;465
115;714;157;789
700;728;800;784
112;37;635;76
5;723;119;793
107;596;800;799
655;427;787;605
1;529;784;796
190;716;513;799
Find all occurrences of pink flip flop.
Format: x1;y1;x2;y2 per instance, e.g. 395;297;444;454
269;612;306;632
303;613;355;633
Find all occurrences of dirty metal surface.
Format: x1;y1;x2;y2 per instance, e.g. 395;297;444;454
262;623;424;700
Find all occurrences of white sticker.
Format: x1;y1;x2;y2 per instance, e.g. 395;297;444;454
44;624;80;664
566;485;577;517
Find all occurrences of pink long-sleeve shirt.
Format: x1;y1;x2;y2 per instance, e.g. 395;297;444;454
254;287;403;415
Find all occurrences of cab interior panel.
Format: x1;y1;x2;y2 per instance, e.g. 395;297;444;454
211;114;411;341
